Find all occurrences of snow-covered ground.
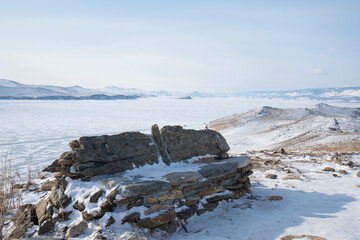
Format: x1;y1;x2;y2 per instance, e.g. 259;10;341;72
18;151;360;240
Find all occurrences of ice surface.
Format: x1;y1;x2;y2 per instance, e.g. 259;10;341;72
1;98;359;173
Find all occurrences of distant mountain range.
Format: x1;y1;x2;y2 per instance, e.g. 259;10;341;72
0;79;138;100
0;79;360;102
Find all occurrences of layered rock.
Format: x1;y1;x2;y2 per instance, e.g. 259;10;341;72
35;156;252;235
44;124;230;178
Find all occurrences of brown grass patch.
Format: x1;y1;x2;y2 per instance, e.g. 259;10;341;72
0;157;23;239
282;175;302;181
301;141;360;153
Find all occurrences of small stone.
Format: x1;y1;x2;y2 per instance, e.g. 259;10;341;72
69;140;80;150
345;161;354;167
73;200;85;211
82;209;106;221
357;171;360;177
265;174;278;179
54;211;73;222
333;174;338;177
42;159;61;173
65;221;88;238
55;226;68;237
121;212;140;224
58;158;74;166
106;187;120;205
127;197;143;210
323;167;335;172
269;196;283;201
338;169;347;174
105;216;115;227
40;180;56;191
36;198;53;225
90;189;105;203
38;220;55;235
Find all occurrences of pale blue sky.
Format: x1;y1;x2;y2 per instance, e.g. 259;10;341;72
0;0;359;92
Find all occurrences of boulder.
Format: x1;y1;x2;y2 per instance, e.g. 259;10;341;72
72;132;159;176
160;125;230;162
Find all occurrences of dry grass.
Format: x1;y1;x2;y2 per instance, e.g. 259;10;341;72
0;157;23;239
299;140;360;153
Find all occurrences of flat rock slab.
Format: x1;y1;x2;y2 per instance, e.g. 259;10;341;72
160;125;230;162
123;181;172;197
163;171;203;186
199;156;251;179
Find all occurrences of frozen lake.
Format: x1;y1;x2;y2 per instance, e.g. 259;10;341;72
1;97;359;173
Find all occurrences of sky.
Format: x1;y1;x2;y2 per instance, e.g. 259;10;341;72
0;0;359;93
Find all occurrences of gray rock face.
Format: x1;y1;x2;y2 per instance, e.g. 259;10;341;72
73;132;159;176
160;125;230;162
44;124;230;177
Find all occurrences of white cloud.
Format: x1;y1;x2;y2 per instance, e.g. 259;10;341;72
310;67;325;75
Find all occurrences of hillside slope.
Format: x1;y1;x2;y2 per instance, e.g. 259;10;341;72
209;103;360;152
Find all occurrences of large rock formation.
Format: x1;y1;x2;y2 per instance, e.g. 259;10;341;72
44;124;230;177
10;125;253;237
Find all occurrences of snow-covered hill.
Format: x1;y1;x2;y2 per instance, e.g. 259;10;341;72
209;103;360;153
0;79;138;99
232;87;360;102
